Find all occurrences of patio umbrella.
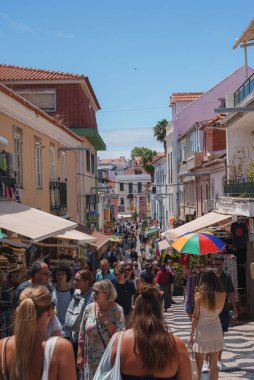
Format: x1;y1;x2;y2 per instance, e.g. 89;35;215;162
171;231;226;256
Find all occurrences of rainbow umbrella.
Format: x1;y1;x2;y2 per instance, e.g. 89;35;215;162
171;231;226;256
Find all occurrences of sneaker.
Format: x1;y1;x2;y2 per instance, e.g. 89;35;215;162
202;361;210;373
218;361;226;371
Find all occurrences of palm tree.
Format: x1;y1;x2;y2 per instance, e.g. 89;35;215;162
153;119;168;153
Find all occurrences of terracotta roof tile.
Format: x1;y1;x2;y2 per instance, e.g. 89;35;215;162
200;114;226;129
169;92;203;106
0;63;86;81
150;154;166;165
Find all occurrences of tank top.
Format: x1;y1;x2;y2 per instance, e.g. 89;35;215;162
1;336;58;380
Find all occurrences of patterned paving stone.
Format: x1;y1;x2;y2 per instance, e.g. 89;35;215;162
165;297;254;379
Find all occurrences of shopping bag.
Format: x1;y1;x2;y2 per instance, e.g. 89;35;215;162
93;332;122;380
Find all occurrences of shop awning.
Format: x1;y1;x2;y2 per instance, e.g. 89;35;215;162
0;200;77;243
76;224;110;250
164;212;232;242
158;239;171;252
54;230;97;244
145;227;160;237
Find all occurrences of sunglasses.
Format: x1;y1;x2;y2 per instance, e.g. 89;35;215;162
93;289;101;295
125;268;132;272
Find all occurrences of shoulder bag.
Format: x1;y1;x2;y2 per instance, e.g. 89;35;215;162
93;332;123;380
65;292;86;332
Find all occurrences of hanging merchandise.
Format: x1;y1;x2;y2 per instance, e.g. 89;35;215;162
224;255;238;301
230;221;248;249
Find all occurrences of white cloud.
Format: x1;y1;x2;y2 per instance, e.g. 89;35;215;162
99;127;164;159
56;31;75;39
12;21;31;32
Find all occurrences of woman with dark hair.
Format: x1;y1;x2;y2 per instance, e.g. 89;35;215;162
0;286;76;380
111;286;191;379
189;270;226;380
51;262;74;338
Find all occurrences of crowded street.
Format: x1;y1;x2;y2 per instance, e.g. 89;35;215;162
1;7;254;380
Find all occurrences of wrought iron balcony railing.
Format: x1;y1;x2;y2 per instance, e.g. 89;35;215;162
49;181;67;211
224;177;254;196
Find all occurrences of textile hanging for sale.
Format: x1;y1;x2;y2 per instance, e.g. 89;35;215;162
224;255;238;301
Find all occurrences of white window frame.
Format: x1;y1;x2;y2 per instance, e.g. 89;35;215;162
60;151;67;181
35;141;42;189
50;144;56;181
13;128;23;187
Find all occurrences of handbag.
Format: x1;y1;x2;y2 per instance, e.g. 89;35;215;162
65;291;86;332
93;332;123;380
189;349;198;380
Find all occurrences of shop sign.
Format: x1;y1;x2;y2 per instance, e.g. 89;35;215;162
87;210;99;221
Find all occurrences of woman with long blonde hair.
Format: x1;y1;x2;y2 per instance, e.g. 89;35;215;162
0;286;76;380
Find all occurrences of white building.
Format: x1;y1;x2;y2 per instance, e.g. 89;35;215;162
150;154;168;230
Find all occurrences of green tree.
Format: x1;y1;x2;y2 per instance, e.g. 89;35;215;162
153;119;168;153
131;147;157;174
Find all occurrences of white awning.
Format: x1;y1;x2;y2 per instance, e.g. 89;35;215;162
158;239;171;252
54;230;97;244
164;212;232;242
0;200;77;243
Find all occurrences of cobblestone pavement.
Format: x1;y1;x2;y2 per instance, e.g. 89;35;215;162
165;297;254;380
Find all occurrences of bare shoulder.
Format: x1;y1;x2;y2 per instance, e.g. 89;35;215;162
195;291;201;300
54;337;73;354
172;335;188;353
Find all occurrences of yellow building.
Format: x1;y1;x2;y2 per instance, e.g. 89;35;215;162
0;83;94;224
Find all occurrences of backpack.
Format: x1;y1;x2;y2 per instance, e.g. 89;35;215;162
64;291;91;332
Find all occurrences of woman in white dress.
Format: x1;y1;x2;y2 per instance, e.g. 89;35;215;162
189;270;226;380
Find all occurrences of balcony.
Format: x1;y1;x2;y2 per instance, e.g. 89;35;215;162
224;177;254;196
234;72;254;106
49;181;67;212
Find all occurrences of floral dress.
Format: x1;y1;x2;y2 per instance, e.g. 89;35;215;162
79;302;125;379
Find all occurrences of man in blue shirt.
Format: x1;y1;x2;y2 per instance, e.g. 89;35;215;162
95;259;116;281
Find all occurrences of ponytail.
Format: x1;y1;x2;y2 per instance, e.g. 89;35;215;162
10;286;51;380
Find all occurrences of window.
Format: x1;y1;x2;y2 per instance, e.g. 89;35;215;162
60;151;67;181
50;144;56;181
35;140;42;188
180;141;186;162
15;89;56;112
137;182;142;193
13;127;23;187
188;130;200;158
120;183;124;191
135;170;142;175
86;150;90;172
120;198;124;206
128;183;133;194
91;153;95;174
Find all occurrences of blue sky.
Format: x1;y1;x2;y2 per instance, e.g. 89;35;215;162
1;1;254;158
